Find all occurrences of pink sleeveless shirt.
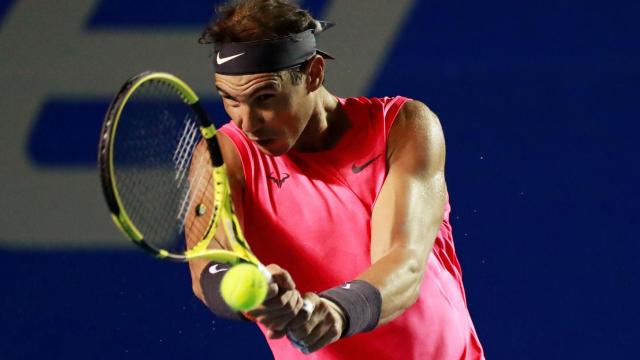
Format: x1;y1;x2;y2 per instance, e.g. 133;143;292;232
219;96;484;360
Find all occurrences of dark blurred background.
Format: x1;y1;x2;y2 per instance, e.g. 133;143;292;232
1;0;638;358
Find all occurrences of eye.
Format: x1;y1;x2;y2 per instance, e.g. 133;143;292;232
254;94;275;103
222;96;239;107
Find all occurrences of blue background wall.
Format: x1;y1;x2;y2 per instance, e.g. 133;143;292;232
1;0;638;358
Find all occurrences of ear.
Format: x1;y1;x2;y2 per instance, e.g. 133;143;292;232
305;55;325;92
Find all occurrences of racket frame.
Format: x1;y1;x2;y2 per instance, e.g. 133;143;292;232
98;71;257;266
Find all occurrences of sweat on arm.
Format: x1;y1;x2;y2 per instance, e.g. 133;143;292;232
358;99;447;324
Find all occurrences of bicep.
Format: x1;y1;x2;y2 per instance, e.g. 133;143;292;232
369;101;447;263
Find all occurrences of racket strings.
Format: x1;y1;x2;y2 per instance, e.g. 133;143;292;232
174;120;202;229
182;141;215;233
113;80;217;254
173;117;198;189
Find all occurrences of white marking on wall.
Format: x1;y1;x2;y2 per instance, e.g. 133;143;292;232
0;0;415;248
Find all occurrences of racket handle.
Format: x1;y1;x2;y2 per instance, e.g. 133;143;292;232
302;299;314;314
257;262;273;283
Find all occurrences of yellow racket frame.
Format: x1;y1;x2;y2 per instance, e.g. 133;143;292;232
102;71;259;267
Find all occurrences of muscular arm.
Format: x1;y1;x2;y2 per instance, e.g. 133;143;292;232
188;132;245;303
188;132;303;333
285;100;448;352
358;100;447;324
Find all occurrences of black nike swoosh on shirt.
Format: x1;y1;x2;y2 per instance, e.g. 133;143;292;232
352;154;382;174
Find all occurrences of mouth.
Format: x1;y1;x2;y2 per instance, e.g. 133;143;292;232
254;138;276;147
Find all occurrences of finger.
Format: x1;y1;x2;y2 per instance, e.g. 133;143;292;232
295;319;327;349
262;288;296;309
262;294;304;329
252;302;303;334
263;281;279;301
295;309;340;351
299;299;345;353
287;295;317;330
260;310;300;331
267;264;296;291
254;306;294;322
247;289;299;318
288;296;328;341
248;288;292;317
275;290;305;322
303;327;341;354
267;329;287;339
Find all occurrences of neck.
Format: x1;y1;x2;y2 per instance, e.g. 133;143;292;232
294;87;348;152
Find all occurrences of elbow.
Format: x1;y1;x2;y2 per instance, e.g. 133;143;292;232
190;266;207;304
192;281;206;304
403;251;427;307
407;281;422;308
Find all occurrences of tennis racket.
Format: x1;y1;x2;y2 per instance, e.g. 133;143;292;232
98;71;269;280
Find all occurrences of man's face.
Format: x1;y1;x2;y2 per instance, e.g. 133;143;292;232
215;71;311;156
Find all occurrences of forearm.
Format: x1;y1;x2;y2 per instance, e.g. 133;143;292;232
358;243;430;324
189;259;209;303
364;174;445;324
195;261;248;321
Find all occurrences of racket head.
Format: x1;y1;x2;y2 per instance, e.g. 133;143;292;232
98;71;252;265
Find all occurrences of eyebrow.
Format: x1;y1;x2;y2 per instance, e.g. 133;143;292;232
216;83;280;101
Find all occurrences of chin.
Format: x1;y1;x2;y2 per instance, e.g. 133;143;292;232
256;139;291;157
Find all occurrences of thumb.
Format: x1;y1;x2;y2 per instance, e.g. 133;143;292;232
266;264;296;291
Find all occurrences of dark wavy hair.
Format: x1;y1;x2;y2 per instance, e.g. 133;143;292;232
199;0;317;43
199;0;320;84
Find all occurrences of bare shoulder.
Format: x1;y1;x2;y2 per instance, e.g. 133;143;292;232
217;131;246;189
390;100;443;145
387;99;445;173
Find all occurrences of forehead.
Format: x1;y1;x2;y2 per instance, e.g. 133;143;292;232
214;72;284;96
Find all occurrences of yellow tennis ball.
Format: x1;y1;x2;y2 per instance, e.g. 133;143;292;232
220;263;268;311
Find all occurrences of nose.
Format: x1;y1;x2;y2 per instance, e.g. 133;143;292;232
235;104;264;134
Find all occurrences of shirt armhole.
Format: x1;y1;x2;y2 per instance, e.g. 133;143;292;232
218;122;255;226
383;96;413;139
370;96;414;213
219;122;253;183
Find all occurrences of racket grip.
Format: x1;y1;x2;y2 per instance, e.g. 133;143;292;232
302;299;314;314
257;262;273;283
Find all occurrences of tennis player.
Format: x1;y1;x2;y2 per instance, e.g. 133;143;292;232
190;1;485;359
